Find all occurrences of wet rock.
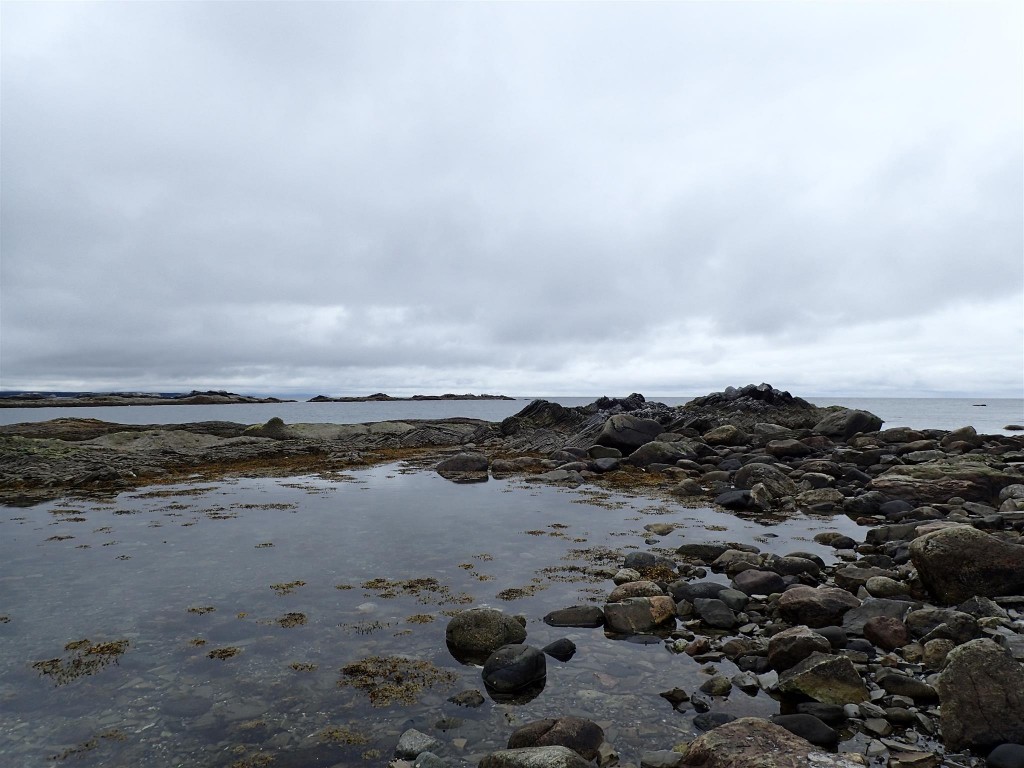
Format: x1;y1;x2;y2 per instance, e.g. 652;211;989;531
863;616;910;651
989;744;1024;768
767;625;832;672
732;569;786;596
875;670;937;702
937;638;1024;750
909;525;1024;604
770;713;839;747
777;585;861;628
692;598;737;630
541;639;576;662
608;580;663;602
842;598;914;635
448;689;485;708
507;717;604;761
396;728;441;759
813;409;883;440
604;596;676;634
680;716;864;766
482;644;546;693
777;652;869;705
699;675;733;696
479;745;592;768
435;452;489;478
628;441;689;467
543;606;605;628
446;608;527;663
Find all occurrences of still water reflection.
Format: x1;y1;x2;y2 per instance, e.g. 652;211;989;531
0;464;862;767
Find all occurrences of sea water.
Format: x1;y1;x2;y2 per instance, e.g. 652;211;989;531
0;464;865;767
0;396;1021;433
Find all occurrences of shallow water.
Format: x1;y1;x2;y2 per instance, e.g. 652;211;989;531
0;465;865;766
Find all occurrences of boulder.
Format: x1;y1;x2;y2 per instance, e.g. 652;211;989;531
436;452;489;478
680;716;863;767
692;598;737;630
482;644;546;693
702;425;750;446
777;653;869;705
395;728;441;759
604;596;676;635
768;625;833;672
733;461;797;499
766;439;813;459
628;441;689;467
479;746;592;768
812;409;883;440
769;713;839;747
596;414;664;452
870;457;1020;505
508;717;604;761
446;608;526;663
937;638;1024;750
543;606;605;628
732;569;787;596
777;586;861;628
909;525;1024;604
862;616;909;651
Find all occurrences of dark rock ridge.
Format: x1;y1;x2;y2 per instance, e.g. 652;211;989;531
0;390;292;407
309;392;515;402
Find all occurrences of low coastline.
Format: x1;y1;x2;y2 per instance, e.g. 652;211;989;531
2;383;1024;766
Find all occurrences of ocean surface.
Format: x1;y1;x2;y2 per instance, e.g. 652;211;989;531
1;396;1021;434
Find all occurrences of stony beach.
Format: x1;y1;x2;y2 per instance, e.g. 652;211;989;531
2;384;1024;768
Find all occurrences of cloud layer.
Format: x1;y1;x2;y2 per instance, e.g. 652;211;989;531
2;2;1021;396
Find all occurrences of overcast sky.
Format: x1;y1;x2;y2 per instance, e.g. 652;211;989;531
1;2;1021;398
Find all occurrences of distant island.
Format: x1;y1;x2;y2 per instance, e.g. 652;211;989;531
308;393;517;402
0;390;294;407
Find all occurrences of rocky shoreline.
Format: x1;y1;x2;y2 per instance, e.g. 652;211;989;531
2;383;1024;767
0;389;294;408
309;393;517;402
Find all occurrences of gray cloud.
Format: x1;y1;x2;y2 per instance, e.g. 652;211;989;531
1;1;1021;396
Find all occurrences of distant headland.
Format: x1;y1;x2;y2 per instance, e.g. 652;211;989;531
0;390;516;407
308;393;516;402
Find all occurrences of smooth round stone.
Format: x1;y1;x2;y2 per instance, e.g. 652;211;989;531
989;744;1024;768
482;644;546;693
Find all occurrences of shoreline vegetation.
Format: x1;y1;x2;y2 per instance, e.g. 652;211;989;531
3;383;1024;766
0;390;516;408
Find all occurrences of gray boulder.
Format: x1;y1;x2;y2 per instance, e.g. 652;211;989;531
628;440;688;467
777;653;869;705
812;409;883;440
680;717;863;767
507;717;604;761
733;462;797;499
479;746;592;768
604;596;676;634
446;608;526;663
777;586;861;628
768;625;832;672
937;638;1024;750
596;414;664;452
435;452;489;478
909;525;1024;604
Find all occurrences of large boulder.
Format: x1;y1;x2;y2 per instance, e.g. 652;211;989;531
479;746;592;768
733;462;797;498
869;457;1020;505
596;414;664;452
909;525;1024;604
482;644;547;693
446;608;527;663
777;653;869;705
812;409;883;440
937;639;1024;750
627;440;688;467
777;586;861;628
507;717;604;761
768;625;833;672
603;596;676;635
680;717;863;767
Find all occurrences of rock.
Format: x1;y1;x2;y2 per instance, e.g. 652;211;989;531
714;489;754;511
766;439;813;459
770;713;839;747
777;586;861;628
482;644;547;693
448;689;485;707
413;752;446;768
446;608;527;663
699;675;733;696
870;457;1020;504
628;441;688;467
676;543;731;563
680;716;864;766
937;638;1024;750
479;746;592;768
541;639;576;662
608;580;664;603
732;569;787;596
777;653;869;705
863;616;909;651
588;445;622;459
989;744;1024;768
597;414;664;452
842;598;915;635
875;670;937;702
693;712;738;731
436;452;489;479
910;525;1024;604
702;424;751;446
813;409;884;440
507;717;605;761
922;638;955;671
768;625;833;672
604;596;676;634
692;598;737;630
543;606;605;628
733;462;798;498
396;729;441;759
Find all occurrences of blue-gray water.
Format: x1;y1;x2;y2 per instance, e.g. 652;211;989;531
1;396;1021;434
0;465;865;767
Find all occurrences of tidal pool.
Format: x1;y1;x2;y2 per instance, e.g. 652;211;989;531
0;463;863;767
